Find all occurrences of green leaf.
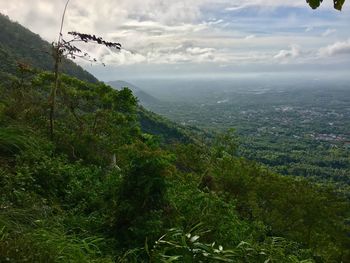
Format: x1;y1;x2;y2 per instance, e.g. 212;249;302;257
334;0;345;10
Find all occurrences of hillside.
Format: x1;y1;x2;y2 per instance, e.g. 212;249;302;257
0;13;97;83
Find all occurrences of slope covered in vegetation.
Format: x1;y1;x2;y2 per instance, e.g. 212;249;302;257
0;68;349;262
0;13;97;83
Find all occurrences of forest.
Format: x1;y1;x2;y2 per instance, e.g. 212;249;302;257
0;1;350;262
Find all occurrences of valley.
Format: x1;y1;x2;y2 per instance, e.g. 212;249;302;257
127;77;350;186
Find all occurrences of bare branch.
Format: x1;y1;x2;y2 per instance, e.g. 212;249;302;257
68;32;122;50
58;0;71;43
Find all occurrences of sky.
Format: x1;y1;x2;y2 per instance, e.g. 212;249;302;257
1;0;350;81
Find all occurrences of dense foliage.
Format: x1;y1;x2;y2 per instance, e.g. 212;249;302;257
0;69;349;262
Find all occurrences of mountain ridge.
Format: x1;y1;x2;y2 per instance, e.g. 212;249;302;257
108;80;161;107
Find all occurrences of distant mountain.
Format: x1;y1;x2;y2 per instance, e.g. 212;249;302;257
0;13;97;83
108;80;161;107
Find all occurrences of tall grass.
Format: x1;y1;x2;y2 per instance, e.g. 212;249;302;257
0;126;37;157
0;209;114;263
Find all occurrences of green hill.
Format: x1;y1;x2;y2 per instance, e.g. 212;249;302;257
0;13;97;83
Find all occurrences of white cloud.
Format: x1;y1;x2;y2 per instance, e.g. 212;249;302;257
321;28;337;37
305;26;314;32
274;45;301;60
0;0;349;75
101;48;147;65
225;0;303;11
244;34;256;40
318;39;350;56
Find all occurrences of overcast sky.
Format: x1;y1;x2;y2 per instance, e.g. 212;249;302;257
1;0;350;81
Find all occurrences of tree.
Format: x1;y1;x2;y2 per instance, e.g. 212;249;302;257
49;0;121;140
113;142;172;246
307;0;346;10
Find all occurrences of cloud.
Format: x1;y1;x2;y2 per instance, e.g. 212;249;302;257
0;0;349;76
144;44;219;64
321;28;337;37
318;39;350;56
225;0;303;11
101;48;147;65
305;26;314;32
225;4;251;11
244;34;256;40
274;45;301;60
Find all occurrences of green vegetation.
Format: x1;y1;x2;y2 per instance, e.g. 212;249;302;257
0;69;349;262
148;83;350;189
0;10;349;263
0;13;97;83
